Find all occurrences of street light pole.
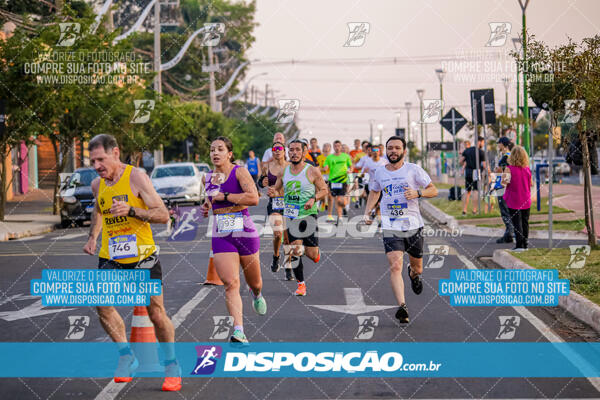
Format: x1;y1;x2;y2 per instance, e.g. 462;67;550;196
502;77;510;118
369;119;374;144
416;89;425;169
208;45;217;111
152;0;163;166
405;102;412;143
153;1;161;95
518;0;531;157
377;124;384;146
435;68;446;175
502;77;510;138
405;102;412;163
512;37;521;146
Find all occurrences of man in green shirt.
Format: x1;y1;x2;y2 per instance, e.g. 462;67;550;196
324;140;352;223
268;140;328;296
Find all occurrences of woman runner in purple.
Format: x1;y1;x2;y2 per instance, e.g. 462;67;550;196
201;137;266;343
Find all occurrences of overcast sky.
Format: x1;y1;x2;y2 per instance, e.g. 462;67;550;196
245;0;600;147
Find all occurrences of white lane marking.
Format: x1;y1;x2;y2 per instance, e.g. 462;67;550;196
171;287;213;329
15;235;46;242
455;252;600;392
94;287;213;400
54;233;87;240
309;288;396;315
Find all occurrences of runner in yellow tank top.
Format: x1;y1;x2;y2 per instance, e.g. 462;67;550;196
97;164;156;263
83;134;181;391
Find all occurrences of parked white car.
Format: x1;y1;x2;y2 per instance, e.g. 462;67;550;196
195;163;210;174
151;162;205;203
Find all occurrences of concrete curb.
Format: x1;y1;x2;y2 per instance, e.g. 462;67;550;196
420;199;460;230
493;249;600;334
421;199;588;240
0;223;57;241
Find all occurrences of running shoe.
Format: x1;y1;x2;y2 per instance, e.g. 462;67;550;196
314;249;320;263
285;268;294;281
295;282;307;296
271;255;280;272
327;215;335;222
343;208;348;216
407;265;423;295
162;360;182;391
114;355;138;383
395;303;409;323
251;292;267;316
230;329;249;343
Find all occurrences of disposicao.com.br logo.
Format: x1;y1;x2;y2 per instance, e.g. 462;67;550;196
222;350;442;374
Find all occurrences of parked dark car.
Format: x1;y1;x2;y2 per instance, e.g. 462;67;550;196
59;167;99;228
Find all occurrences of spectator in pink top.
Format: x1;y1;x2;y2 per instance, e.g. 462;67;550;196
502;146;532;252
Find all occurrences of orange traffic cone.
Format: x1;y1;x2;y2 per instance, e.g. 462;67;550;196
130;306;162;373
204;249;223;285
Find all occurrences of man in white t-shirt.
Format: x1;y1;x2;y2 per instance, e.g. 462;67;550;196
363;136;438;323
357;144;387;187
356;144;387;212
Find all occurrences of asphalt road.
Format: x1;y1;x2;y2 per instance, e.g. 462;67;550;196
0;198;598;399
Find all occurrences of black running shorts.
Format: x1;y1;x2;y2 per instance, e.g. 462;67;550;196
382;227;424;258
98;252;162;281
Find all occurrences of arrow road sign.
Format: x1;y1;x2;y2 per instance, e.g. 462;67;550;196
309;288;396;315
440;108;467;136
0;297;74;322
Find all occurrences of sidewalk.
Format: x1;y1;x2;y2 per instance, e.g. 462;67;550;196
422;193;588;241
432;184;599;239
538;183;600;237
0;188;59;241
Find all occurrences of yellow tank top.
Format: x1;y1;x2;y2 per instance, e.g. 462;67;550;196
98;165;156;263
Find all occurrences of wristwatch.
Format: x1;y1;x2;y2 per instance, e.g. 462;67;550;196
128;207;136;218
223;192;230;202
417;189;422;198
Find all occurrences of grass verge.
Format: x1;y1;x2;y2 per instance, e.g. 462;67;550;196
511;248;600;306
478;219;586;231
429;197;572;220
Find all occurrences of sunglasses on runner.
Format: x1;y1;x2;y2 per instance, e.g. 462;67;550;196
272;146;285;152
373;148;380;152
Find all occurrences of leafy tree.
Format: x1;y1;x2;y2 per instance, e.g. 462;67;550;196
520;34;600;245
0;2;162;214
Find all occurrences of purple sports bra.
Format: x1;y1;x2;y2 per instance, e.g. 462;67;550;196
267;168;278;186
